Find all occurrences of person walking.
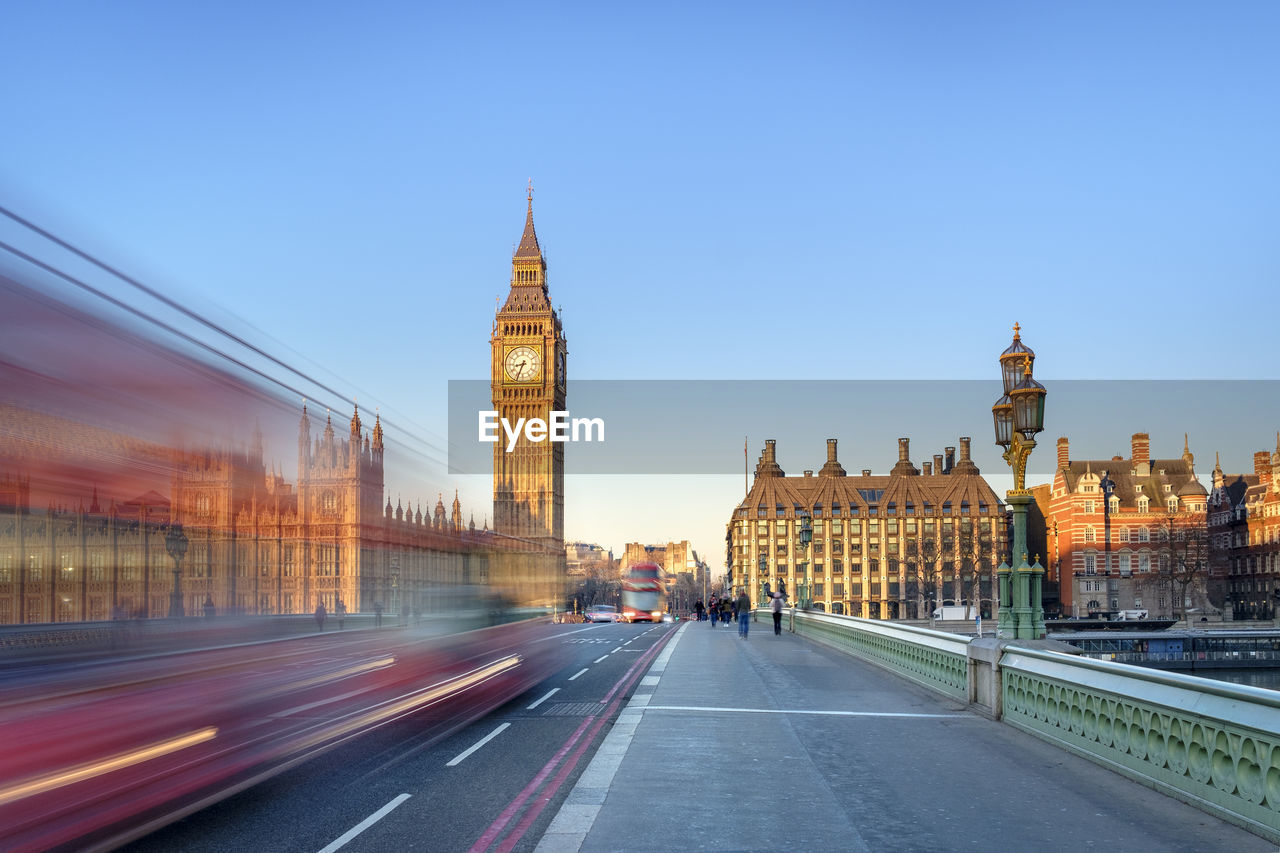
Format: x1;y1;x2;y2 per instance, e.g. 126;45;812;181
335;599;346;630
314;601;326;632
771;591;784;635
707;596;718;627
736;588;752;638
694;598;706;622
720;596;732;625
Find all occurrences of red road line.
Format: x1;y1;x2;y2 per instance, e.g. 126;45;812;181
467;715;594;853
469;628;675;853
493;699;619;853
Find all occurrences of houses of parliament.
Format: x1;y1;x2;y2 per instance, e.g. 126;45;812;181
0;197;567;624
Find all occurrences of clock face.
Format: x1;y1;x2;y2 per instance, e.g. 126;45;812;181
556;350;565;384
504;345;541;382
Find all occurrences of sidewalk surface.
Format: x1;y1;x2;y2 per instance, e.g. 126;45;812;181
536;617;1275;853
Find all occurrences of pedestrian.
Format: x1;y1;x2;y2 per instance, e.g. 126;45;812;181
314;601;326;631
707;596;718;627
335;598;346;630
203;595;215;619
374;601;383;627
736;587;752;638
721;597;731;625
771;591;784;635
694;598;705;621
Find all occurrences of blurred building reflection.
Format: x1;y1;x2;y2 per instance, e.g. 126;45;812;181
0;403;561;624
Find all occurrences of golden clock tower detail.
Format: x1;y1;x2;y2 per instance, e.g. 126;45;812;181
491;186;566;549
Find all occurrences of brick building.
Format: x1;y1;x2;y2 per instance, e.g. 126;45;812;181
1208;437;1280;620
1047;433;1210;619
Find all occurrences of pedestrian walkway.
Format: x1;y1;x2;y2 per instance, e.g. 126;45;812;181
536;617;1274;852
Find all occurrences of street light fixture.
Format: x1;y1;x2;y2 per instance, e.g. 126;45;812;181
797;510;813;609
992;323;1047;639
165;522;189;619
758;552;768;607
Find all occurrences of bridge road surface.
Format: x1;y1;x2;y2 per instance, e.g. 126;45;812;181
536;619;1275;853
122;621;674;853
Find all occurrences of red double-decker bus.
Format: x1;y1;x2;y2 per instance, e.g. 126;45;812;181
620;562;666;623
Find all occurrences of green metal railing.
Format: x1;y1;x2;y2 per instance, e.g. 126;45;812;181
790;609;969;701
1001;646;1280;843
787;609;1280;842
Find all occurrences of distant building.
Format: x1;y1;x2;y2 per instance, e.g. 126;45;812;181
0;405;505;624
1207;437;1280;620
622;540;694;587
565;542;613;575
727;437;1007;619
1047;433;1210;619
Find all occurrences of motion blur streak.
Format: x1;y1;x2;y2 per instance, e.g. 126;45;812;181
266;656;399;697
0;727;217;806
291;655;524;752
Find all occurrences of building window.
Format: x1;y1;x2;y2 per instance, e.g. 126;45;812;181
1084;552;1096;574
1085;527;1096;543
1138;497;1149;513
1084;501;1095;514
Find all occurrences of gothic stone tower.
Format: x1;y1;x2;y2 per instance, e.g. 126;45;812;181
296;404;385;611
491;188;566;550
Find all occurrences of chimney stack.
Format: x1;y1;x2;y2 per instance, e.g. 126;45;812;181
959;436;972;461
1131;433;1150;465
933;454;944;473
861;469;872;477
1057;436;1069;468
1255;450;1271;486
944;446;955;473
898;438;910;461
923;461;933;475
820;438;846;477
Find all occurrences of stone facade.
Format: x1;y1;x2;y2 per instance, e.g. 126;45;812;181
490;190;567;552
0;406;493;623
727;437;1007;619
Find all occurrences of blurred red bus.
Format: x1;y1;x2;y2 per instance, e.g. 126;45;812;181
620;562;665;623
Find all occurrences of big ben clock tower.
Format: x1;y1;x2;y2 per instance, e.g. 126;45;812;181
491;185;566;550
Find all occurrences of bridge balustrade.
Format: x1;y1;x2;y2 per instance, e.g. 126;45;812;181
787;608;1280;844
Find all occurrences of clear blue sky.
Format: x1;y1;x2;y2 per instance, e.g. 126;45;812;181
4;2;1278;566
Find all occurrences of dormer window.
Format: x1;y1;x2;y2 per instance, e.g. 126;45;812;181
1163;484;1172;493
1167;497;1178;513
1137;496;1149;513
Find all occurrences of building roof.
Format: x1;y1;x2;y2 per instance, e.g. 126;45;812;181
514;191;542;260
737;438;1003;516
1060;458;1202;506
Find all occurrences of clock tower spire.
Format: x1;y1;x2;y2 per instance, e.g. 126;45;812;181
491;185;566;551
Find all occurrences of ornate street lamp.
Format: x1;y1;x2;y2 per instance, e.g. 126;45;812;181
992;324;1047;639
797;511;813;609
165;522;189;619
758;552;768;608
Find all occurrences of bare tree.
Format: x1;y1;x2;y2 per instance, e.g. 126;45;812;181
573;558;620;613
1148;514;1211;626
914;536;941;622
957;527;993;620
